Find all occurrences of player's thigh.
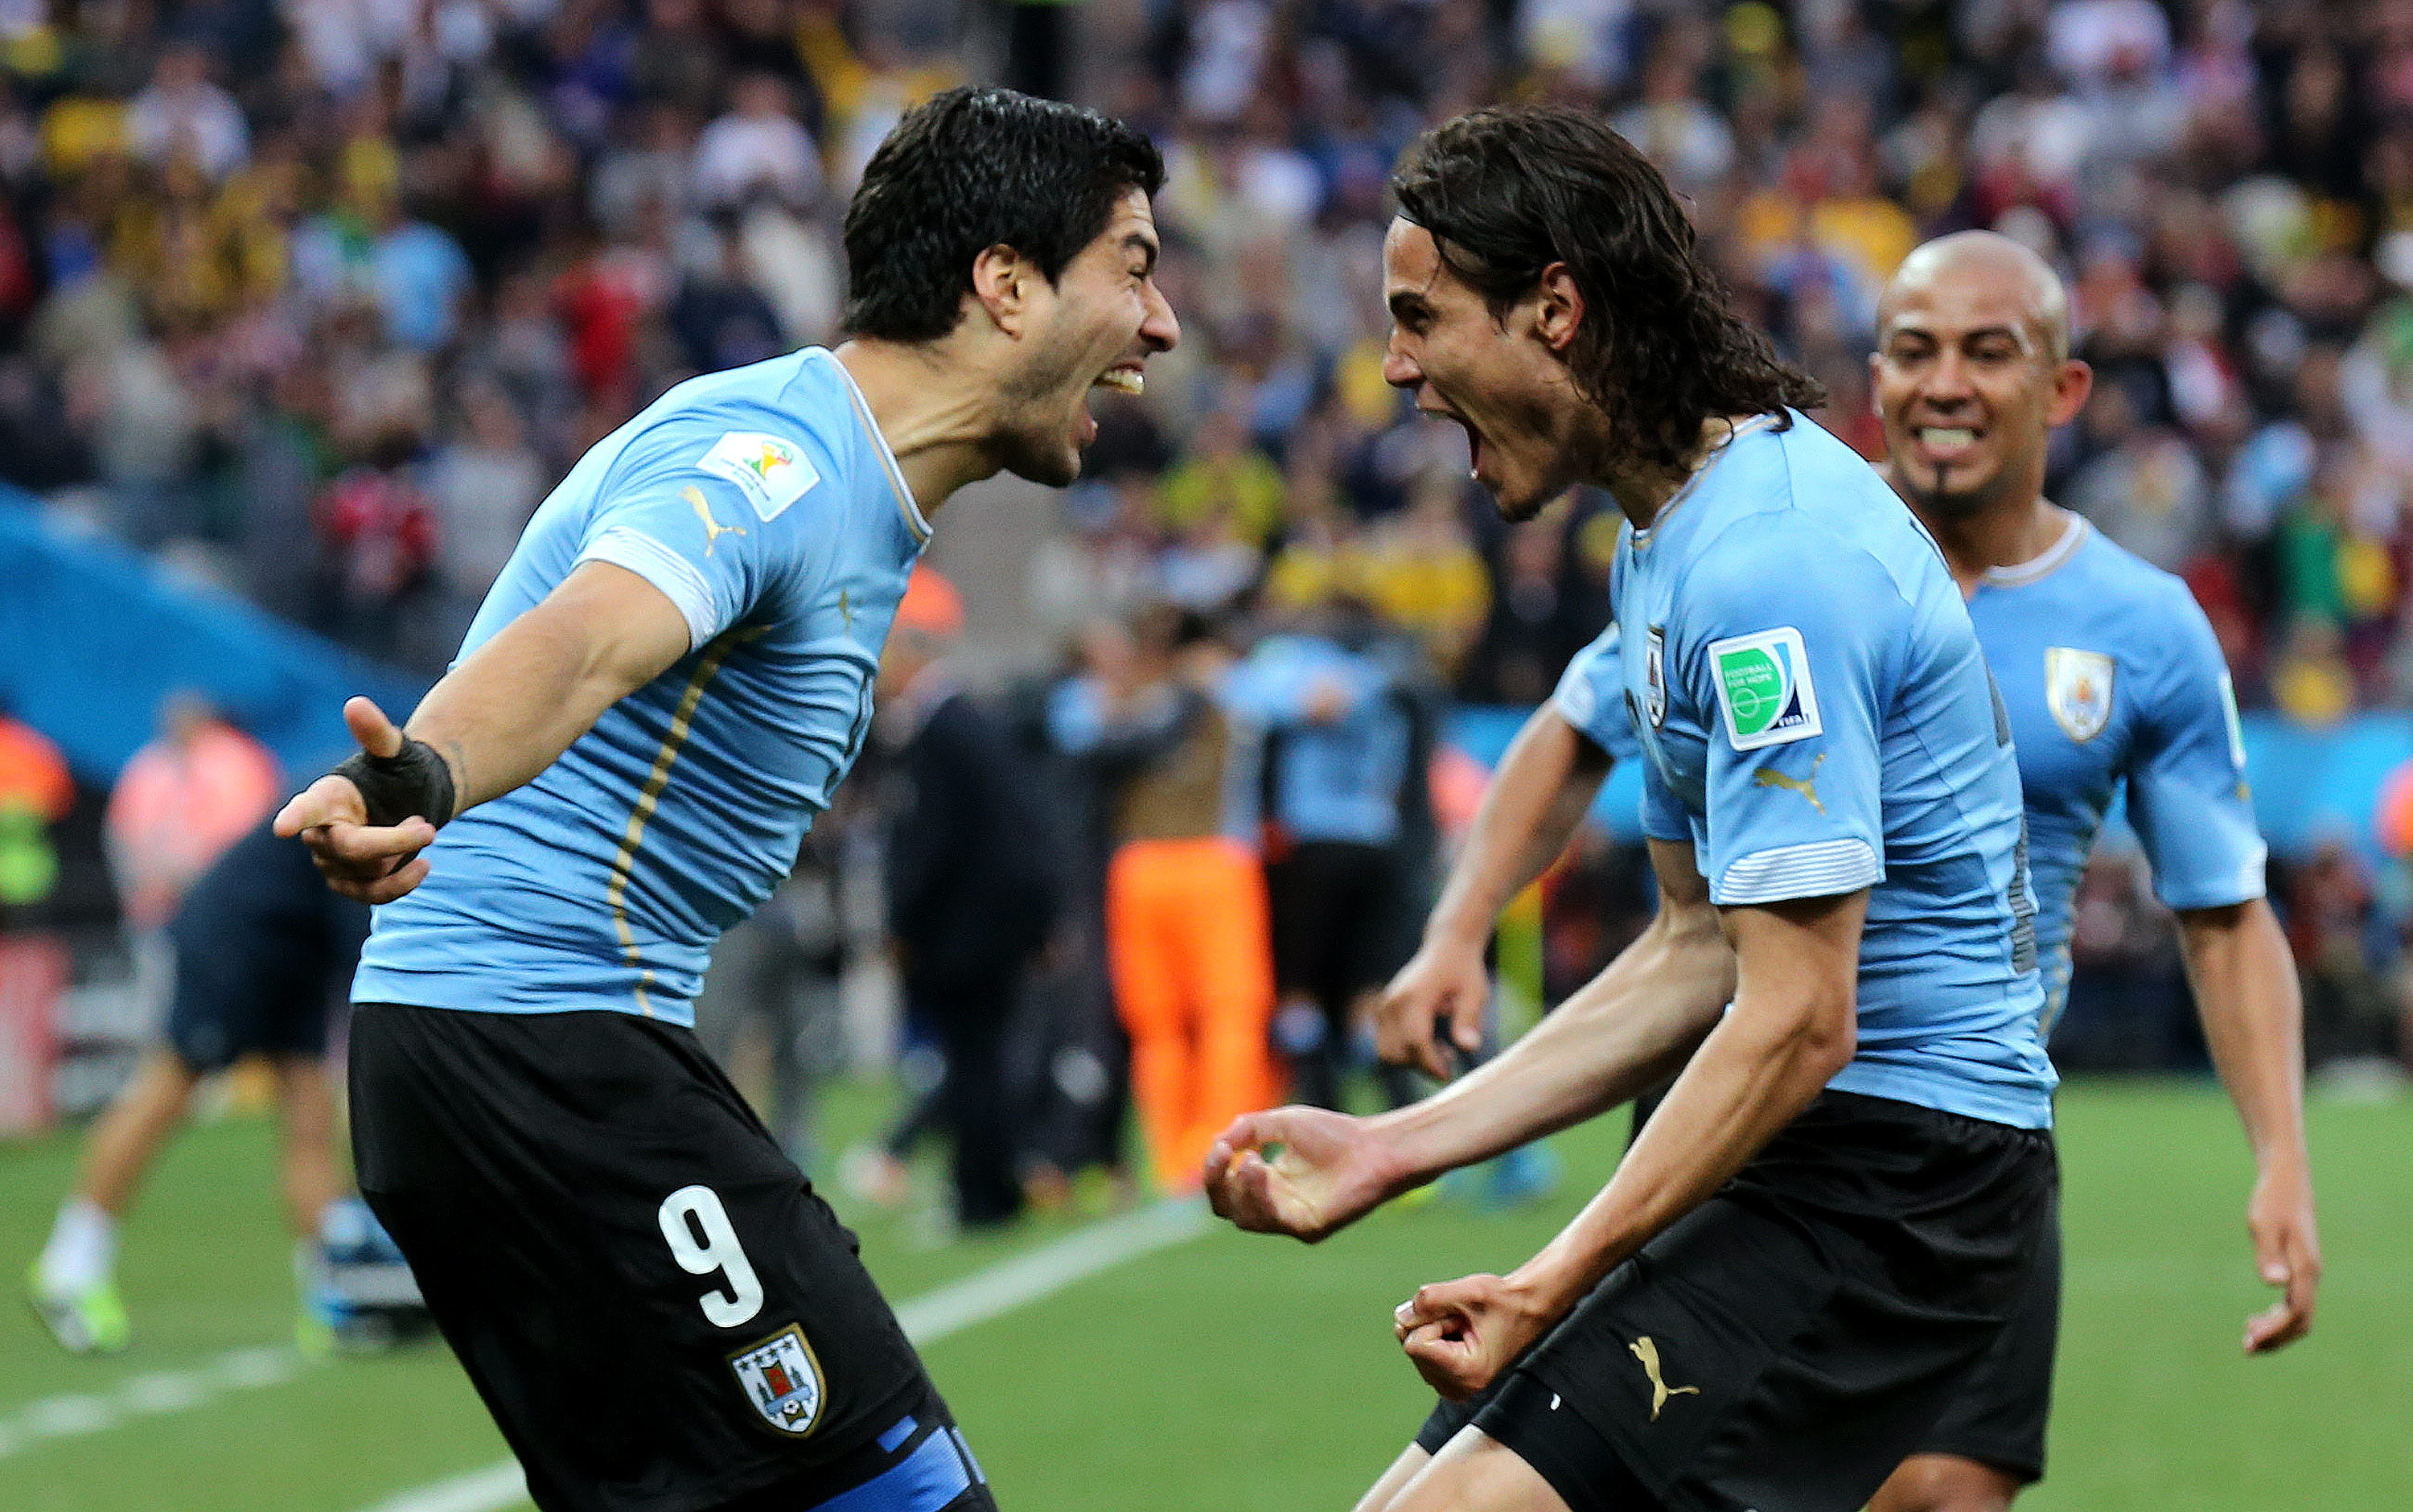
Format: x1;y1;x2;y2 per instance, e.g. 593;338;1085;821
1386;1428;1580;1512
1868;1453;2023;1512
1355;1444;1432;1512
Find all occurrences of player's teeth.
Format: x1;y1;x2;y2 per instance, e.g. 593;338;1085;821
1922;428;1975;446
1094;368;1144;393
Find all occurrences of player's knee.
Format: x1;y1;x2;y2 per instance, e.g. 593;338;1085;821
1871;1455;2021;1512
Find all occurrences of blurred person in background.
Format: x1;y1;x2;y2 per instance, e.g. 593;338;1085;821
105;690;280;1009
27;816;420;1357
1050;602;1276;1194
1225;590;1433;1111
0;695;72;911
874;565;1062;1229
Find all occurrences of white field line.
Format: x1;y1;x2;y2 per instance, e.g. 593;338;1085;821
0;1345;302;1461
359;1198;1209;1512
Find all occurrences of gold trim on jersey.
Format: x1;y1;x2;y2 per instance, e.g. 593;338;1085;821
605;627;764;1015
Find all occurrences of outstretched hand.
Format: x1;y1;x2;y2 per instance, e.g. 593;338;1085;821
273;697;439;904
1202;1104;1406;1243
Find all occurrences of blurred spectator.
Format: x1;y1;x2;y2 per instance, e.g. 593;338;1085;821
878;569;1062;1227
424;380;546;646
126;43;247;183
1050;604;1275;1194
0;700;71;910
693;72;821;212
1225;596;1433;1111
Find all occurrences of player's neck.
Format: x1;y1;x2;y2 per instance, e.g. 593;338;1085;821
1905;485;2070;595
1604;413;1768;531
831;339;1009;514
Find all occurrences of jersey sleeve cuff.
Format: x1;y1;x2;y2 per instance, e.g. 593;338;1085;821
2153;843;2271;912
1714;838;1882;906
578;526;721;652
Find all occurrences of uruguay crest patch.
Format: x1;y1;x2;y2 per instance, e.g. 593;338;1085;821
729;1324;826;1437
2045;647;2114;742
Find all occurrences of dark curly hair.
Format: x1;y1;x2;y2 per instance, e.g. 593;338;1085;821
843;87;1165;343
1391;108;1823;476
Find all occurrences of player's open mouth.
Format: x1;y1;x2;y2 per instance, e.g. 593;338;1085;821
1093;364;1145;394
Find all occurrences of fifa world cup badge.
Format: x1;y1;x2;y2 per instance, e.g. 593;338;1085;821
730;1324;827;1436
2045;647;2114;742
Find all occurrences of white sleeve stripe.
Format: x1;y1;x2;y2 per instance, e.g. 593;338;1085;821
578;526;717;652
1715;839;1882;905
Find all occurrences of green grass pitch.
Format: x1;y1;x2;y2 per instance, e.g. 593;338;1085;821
0;1079;2405;1510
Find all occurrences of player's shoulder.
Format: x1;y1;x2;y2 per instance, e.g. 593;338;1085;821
1680;416;1922;611
2059;521;2221;649
620;350;857;476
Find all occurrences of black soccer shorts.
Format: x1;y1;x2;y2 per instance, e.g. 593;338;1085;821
350;1002;992;1512
1413;1091;2055;1512
1909;1199;2059;1484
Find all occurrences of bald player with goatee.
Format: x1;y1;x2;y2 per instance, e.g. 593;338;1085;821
1860;231;2321;1510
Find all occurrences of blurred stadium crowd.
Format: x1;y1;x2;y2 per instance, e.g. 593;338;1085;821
3;0;2413;1205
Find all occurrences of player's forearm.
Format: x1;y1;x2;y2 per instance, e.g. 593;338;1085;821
1424;707;1609;949
2181;898;2311;1172
1373;902;1732;1181
404;567;689;814
1512;898;1862;1309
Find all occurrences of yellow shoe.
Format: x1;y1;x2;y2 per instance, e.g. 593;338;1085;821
26;1263;130;1355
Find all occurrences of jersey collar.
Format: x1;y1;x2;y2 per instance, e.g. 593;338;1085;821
1978;511;2086;590
818;348;932;545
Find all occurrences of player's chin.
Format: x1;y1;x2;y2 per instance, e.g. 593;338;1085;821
1001;433;1083;490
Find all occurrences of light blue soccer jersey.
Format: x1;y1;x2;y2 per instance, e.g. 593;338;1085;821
354;347;930;1024
1971;518;2265;1029
1551;623;1642;764
1222;635;1412;846
1615;412;2054;1129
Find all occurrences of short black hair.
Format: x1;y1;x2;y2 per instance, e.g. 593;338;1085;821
843;87;1165;343
1393;107;1823;476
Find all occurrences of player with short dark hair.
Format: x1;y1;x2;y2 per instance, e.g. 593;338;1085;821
1206;106;2056;1512
1864;231;2318;1512
275;86;1176;1512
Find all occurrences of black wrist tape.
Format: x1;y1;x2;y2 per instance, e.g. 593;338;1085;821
333;739;457;829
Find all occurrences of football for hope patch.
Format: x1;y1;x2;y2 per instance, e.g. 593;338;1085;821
699;431;819;522
1708;627;1821;750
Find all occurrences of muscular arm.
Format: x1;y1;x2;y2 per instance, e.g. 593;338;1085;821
1379;703;1615;1074
1507;877;1862;1308
1394;849;1864;1396
2177;897;2321;1350
409;561;696;809
1379;837;1733;1175
276;562;694;900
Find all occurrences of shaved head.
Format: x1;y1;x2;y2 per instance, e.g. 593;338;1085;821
1869;230;2093;527
1881;231;2070;365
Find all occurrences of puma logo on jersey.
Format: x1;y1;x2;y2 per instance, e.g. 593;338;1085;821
1629;1336;1700;1421
1751;752;1826;814
684;487;746;557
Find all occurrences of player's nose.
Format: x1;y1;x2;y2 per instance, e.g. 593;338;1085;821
1139;279;1179;352
1383;336;1422;390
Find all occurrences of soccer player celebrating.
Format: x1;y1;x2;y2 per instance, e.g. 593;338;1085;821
274;88;1175;1512
1864;231;2317;1512
1363;230;2325;1512
1206;108;2057;1512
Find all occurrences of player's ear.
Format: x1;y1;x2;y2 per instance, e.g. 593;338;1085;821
2046;359;2093;428
970;244;1034;339
1533;262;1585;354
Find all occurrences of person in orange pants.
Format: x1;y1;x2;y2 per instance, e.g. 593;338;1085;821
1106;833;1276;1192
1051;606;1277;1193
